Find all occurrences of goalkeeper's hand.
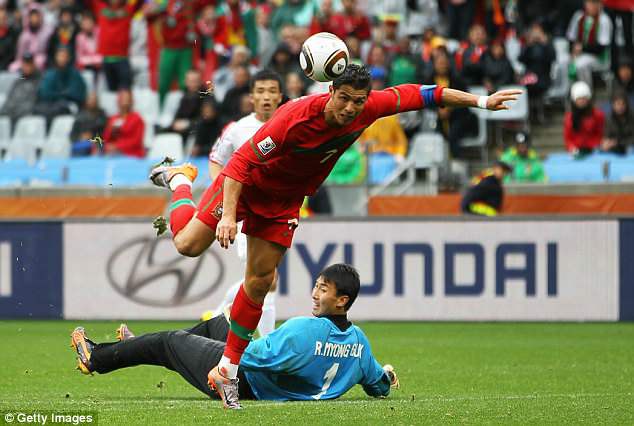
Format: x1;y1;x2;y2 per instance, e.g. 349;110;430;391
383;364;400;389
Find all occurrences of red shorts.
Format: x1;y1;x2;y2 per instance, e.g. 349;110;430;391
195;175;303;248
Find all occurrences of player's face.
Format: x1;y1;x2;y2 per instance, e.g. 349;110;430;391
251;79;283;121
326;85;369;127
311;277;348;316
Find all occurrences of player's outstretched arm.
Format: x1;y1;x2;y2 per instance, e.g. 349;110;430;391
216;177;242;249
441;87;522;111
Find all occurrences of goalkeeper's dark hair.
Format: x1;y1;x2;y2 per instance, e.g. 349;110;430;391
332;64;371;93
250;68;283;93
319;263;360;311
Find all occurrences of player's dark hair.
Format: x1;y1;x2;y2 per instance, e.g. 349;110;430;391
332;64;371;93
250;69;283;93
320;263;360;311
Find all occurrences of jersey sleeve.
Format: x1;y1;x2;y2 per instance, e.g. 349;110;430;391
367;84;445;119
209;122;236;166
357;331;391;398
240;317;316;372
221;114;290;185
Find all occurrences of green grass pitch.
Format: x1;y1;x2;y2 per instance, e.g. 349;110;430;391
0;321;633;425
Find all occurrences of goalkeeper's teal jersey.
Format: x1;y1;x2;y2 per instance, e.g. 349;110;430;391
240;317;391;401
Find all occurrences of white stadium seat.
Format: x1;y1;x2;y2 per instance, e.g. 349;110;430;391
9;115;46;163
159;91;184;127
43;115;74;158
0;115;11;159
0;71;18;94
147;132;184;161
99;92;118;117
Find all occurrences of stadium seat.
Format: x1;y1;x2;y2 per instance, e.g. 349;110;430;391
504;36;525;74
461;86;490;160
99;92;118;116
143;120;154;148
65;157;108;186
8;115;46;163
147;133;184;162
0;158;30;186
43;115;74;159
0;115;11;159
409;132;445;169
133;89;159;126
158;91;184;127
109;157;153;186
0;93;6;110
486;85;529;122
0;71;18;94
368;152;398;185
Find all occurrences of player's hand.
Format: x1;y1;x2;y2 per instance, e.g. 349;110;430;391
487;89;523;111
383;364;400;389
216;216;237;249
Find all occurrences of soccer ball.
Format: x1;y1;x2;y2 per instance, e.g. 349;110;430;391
299;32;350;82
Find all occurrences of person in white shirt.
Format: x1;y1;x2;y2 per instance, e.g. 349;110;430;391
205;69;284;337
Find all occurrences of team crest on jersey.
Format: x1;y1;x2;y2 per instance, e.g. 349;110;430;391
257;137;276;156
212;202;223;220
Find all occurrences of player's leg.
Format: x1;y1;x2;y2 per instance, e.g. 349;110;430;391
214;236;285;382
258;270;278;337
150;164;222;257
184;314;230;341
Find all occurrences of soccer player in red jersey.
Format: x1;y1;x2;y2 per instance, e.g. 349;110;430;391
150;64;521;409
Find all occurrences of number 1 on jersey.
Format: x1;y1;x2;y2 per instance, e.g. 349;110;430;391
311;362;340;400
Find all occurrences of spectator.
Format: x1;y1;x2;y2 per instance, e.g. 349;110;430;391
0;53;40;126
358;73;408;162
46;6;78;68
564;81;604;154
215;0;257;55
447;0;476;41
267;42;302;83
220;65;251;124
157;0;215;108
271;0;315;38
344;34;363;65
0;7;18;70
285;71;306;100
367;44;389;83
255;5;275;69
168;69;204;141
460;161;512;216
388;36;423;86
88;0;143;91
9;7;52;72
34;47;86;126
404;0;441;36
428;51;478;159
500;132;546;183
603;0;633;71
419;27;447;77
213;45;257;102
309;0;336;35
567;0;612;89
602;91;634;155
330;0;372;42
378;15;400;56
614;57;634;105
518;23;557;100
191;99;222;157
455;24;488;87
196;5;228;82
69;92;108;156
103;89;145;158
326;145;365;185
75;12;102;73
482;40;516;93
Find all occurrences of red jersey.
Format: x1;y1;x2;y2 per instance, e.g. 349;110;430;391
222;84;443;200
88;0;142;57
104;112;145;158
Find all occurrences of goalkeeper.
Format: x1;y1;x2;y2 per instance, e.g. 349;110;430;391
69;264;399;403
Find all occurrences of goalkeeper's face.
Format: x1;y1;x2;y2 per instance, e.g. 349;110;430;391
311;277;348;316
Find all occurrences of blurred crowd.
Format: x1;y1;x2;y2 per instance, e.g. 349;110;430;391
0;0;632;184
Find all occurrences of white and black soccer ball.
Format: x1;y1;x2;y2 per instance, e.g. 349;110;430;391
299;32;350;82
